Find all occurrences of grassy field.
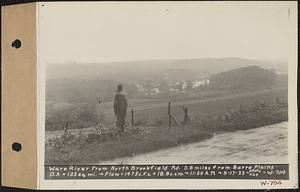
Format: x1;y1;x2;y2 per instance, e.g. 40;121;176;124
101;87;287;124
45;87;288;164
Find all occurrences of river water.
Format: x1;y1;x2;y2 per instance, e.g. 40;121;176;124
99;122;288;164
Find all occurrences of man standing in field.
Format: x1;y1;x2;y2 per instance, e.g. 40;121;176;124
114;84;128;133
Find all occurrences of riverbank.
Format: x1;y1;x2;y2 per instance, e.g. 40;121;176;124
45;98;287;165
100;122;288;164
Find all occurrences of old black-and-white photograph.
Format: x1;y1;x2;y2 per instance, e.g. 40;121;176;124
43;2;291;166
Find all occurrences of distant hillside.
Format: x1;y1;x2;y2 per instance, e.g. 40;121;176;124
209;66;278;90
46;57;287;82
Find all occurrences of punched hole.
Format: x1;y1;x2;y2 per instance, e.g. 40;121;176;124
12;142;22;152
11;39;22;49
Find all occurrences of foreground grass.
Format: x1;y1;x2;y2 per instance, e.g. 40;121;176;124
45;98;287;165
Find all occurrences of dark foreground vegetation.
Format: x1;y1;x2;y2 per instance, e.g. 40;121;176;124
45;94;287;165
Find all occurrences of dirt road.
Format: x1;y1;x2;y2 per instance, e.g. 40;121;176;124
99;122;288;164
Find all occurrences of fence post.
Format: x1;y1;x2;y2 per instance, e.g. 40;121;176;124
63;121;69;141
64;121;69;134
168;101;171;129
131;108;134;126
182;106;191;127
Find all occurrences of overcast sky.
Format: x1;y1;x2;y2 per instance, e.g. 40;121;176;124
38;1;296;64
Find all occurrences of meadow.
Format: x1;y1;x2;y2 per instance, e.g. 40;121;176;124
45;87;288;164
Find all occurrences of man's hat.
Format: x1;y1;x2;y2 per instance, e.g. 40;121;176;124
117;84;123;91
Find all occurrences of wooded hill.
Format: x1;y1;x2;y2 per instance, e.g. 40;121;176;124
209;65;277;90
